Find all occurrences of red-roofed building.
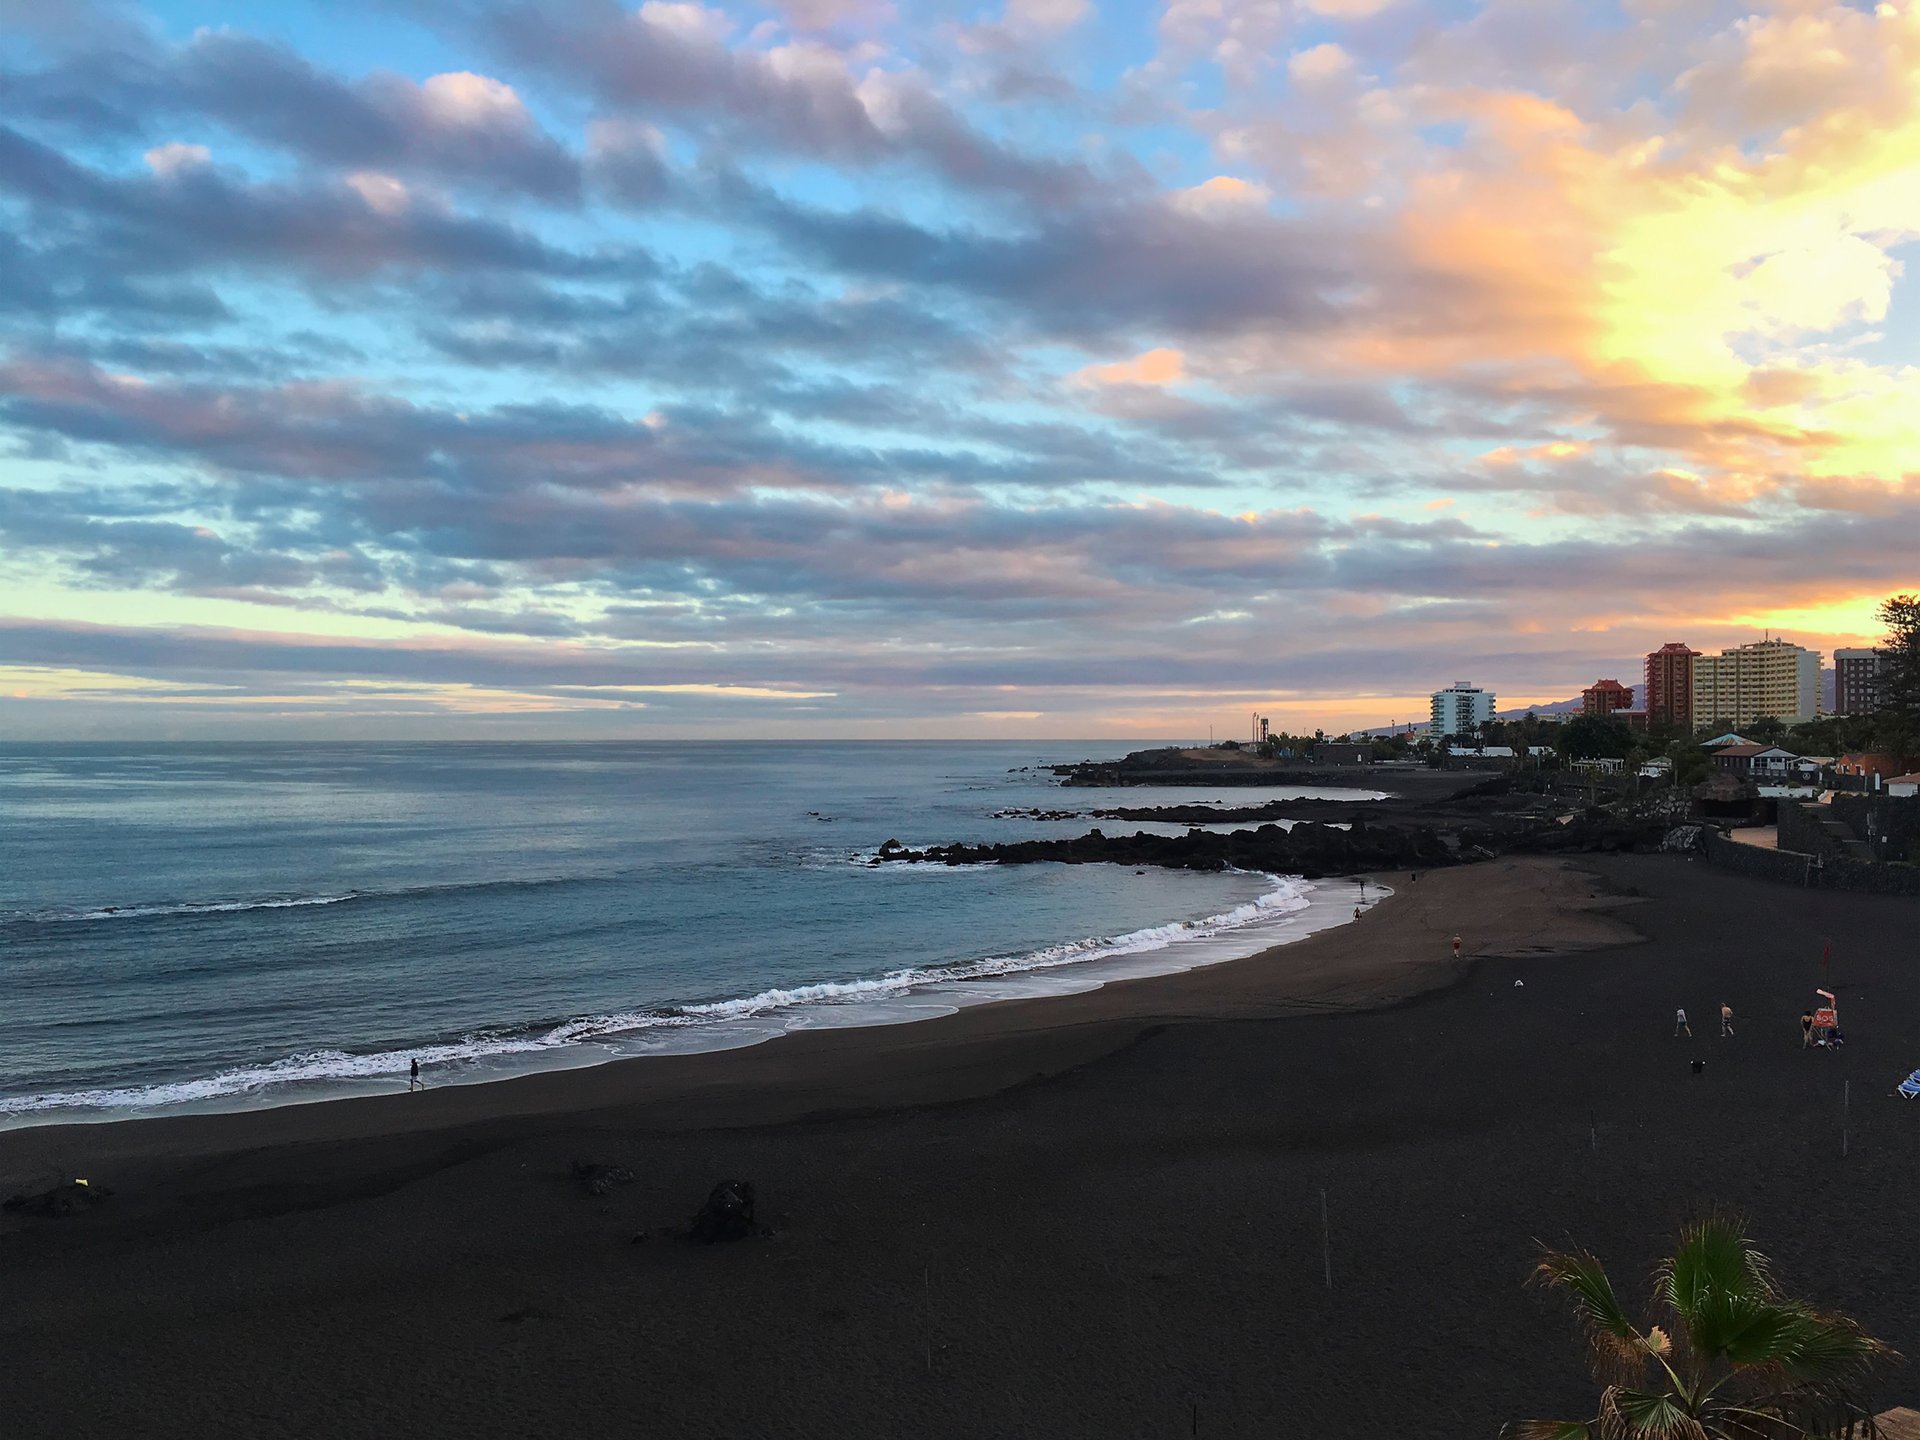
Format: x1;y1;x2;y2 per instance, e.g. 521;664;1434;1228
1582;678;1635;717
1835;754;1918;788
1644;643;1700;730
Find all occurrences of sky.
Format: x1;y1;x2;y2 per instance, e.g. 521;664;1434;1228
0;0;1914;740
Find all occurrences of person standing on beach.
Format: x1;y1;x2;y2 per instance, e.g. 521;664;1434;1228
1801;1011;1815;1048
409;1058;420;1092
1451;934;1462;960
1720;1003;1734;1037
1674;1007;1691;1038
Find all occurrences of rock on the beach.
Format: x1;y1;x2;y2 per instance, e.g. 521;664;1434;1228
686;1180;757;1243
3;1180;111;1217
571;1161;636;1197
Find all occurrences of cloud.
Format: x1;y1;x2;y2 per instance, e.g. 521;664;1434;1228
1003;0;1091;35
1168;174;1274;214
7;31;581;199
142;141;209;176
3;0;1918;736
1074;348;1188;386
1287;42;1353;86
585;117;673;205
0;123;629;283
467;0;1106;204
767;0;896;30
1300;0;1398;15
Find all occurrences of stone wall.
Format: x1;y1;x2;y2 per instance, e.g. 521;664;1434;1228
1828;794;1920;863
1778;801;1846;860
1704;826;1920;896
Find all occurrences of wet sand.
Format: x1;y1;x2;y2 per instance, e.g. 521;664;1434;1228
4;855;1916;1436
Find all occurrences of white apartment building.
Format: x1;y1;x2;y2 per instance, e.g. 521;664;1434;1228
1692;639;1822;727
1430;680;1496;737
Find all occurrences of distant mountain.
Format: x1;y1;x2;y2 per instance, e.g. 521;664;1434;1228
1498;683;1642;720
1500;696;1584;718
1357;667;1841;740
1353;684;1641;737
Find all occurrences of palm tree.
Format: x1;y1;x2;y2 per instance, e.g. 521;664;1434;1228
1510;1216;1892;1439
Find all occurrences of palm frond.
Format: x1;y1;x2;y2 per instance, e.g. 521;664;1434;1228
1535;1248;1650;1383
1657;1216;1774;1353
1766;1309;1893;1383
1686;1294;1799;1373
1514;1223;1890;1440
1598;1385;1710;1439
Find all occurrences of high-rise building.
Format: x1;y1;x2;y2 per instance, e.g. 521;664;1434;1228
1644;643;1699;730
1430;680;1495;738
1834;648;1884;716
1693;639;1822;727
1581;678;1635;717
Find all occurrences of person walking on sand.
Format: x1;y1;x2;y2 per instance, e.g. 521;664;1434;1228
409;1058;420;1092
1720;1003;1734;1037
1674;1007;1691;1038
1451;934;1462;960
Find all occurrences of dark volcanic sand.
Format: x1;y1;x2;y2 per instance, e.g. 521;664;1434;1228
3;856;1917;1437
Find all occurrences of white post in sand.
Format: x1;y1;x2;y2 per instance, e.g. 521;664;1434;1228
1320;1188;1332;1292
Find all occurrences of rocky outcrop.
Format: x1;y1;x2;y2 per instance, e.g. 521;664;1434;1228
1051;755;1379;789
873;813;1669;878
1045;748;1492;803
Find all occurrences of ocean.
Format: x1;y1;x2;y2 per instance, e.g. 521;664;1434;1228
0;742;1384;1125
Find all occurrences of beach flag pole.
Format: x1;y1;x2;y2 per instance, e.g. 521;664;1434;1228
1320;1188;1332;1292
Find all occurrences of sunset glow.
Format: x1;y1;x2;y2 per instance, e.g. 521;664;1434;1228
1;0;1915;736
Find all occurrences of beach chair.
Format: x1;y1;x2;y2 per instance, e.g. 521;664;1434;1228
1898;1070;1920;1100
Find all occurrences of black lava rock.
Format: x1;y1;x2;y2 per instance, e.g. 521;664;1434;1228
687;1180;757;1243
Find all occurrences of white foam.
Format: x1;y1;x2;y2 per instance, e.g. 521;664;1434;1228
0;872;1390;1127
16;894;360;924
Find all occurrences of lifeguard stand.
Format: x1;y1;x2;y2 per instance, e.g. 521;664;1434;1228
1811;988;1840;1046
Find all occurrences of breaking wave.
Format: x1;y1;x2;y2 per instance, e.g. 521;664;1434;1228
0;872;1324;1122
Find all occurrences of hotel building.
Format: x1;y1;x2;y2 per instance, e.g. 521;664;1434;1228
1692;639;1822;727
1430;681;1496;738
1833;648;1884;716
1581;678;1635;717
1643;643;1699;730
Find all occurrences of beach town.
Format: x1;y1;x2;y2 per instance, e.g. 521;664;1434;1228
5;0;1920;1432
5;596;1919;1438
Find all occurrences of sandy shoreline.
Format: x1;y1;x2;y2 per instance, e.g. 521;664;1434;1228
0;862;1603;1172
6;854;1918;1437
0;865;1362;1135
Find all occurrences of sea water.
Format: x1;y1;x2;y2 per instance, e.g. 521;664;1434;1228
0;742;1385;1124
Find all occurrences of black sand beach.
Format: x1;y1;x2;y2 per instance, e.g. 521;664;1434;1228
4;854;1918;1436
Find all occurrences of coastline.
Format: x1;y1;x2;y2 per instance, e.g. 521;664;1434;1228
0;865;1371;1132
0;859;1618;1172
11;855;1920;1437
